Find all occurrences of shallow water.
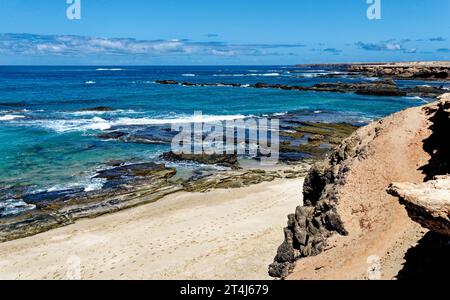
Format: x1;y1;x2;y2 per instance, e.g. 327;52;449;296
0;65;428;211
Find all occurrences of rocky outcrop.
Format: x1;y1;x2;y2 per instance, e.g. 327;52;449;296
155;79;446;98
279;122;358;160
269;121;373;278
79;106;114;112
98;127;178;144
349;62;450;80
161;151;240;169
0;159;311;243
388;176;450;236
388;93;450;236
0;162;182;243
270;93;450;279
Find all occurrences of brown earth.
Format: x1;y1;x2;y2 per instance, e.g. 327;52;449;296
278;96;449;279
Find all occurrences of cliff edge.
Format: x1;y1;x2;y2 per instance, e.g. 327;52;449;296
270;93;450;279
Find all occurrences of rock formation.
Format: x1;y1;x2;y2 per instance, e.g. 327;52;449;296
155;79;446;98
161;151;240;169
270;93;450;279
348;62;450;80
388;93;450;237
388;176;450;236
269;122;368;278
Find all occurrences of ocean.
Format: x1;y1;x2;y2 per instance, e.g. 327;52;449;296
0;65;429;216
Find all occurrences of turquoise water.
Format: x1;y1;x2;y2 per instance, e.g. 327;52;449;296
0;66;427;195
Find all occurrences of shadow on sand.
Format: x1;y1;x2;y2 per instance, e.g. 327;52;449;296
397;100;449;279
419;101;450;180
396;232;449;279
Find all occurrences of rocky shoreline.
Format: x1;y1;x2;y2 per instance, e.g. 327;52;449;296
155;79;447;98
1;109;357;243
295;61;450;80
348;62;450;80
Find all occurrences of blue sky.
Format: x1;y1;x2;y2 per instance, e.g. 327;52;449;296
0;0;449;65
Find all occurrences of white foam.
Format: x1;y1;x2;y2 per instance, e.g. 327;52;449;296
68;109;141;116
404;96;429;103
29;117;111;132
261;73;280;76
19;114;250;133
213;73;280;77
85;81;96;85
0;199;36;217
0;114;25;121
84;178;106;192
182;74;196;77
112;114;249;126
41;177;106;194
96;68;125;71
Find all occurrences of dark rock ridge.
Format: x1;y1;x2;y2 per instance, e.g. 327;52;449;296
279;121;358;160
79;106;114;112
155;79;446;98
0;162;180;242
0;161;311;243
98;126;178;144
268;116;381;278
161;151;240;169
95;162;173;180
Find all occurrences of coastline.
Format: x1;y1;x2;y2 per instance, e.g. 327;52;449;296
0;63;448;280
0;174;305;280
270;93;450;280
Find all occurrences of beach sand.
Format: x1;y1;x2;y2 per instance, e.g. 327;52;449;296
0;177;303;280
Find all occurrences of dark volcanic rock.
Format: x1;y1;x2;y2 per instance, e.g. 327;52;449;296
310;82;407;97
161;151;240;169
23;188;85;207
95;162;174;180
79;106;114;112
98;131;127;140
155;80;179;85
155;79;445;98
268;123;371;278
98;127;178;144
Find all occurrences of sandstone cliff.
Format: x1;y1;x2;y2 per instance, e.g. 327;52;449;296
388;94;450;237
388;176;450;236
270;93;450;279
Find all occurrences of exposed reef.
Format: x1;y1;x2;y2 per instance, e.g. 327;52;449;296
155;79;446;98
161;152;240;169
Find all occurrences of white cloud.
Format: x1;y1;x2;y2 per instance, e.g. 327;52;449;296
0;33;305;57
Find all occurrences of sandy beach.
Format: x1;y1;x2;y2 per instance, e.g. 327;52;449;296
0;177;303;280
